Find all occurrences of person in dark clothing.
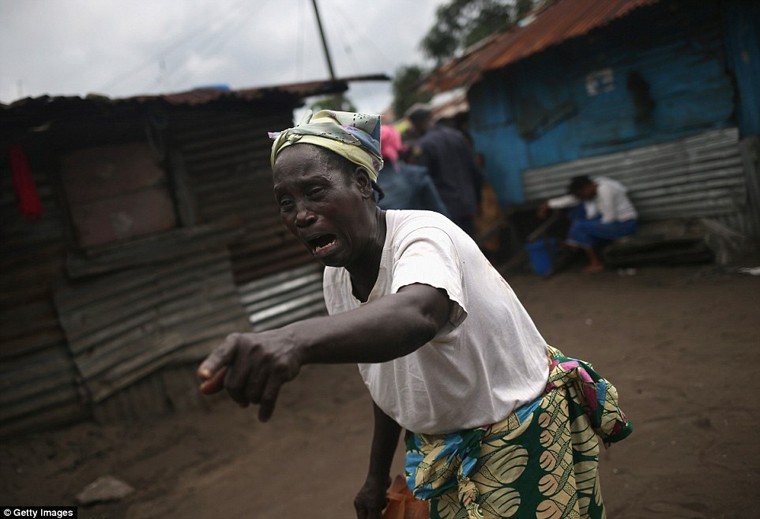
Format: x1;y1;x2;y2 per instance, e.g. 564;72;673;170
376;124;450;216
406;104;483;236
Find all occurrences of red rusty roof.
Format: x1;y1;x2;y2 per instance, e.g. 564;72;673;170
424;0;660;92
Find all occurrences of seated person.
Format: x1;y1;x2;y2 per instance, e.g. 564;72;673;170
539;175;638;273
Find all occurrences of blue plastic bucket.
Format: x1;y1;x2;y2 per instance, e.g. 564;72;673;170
525;238;557;276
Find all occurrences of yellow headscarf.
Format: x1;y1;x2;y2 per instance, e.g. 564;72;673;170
269;110;384;181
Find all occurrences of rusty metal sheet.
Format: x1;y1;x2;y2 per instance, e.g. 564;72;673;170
238;263;327;332
170;110;316;285
0;156;87;438
68;188;177;247
54;249;249;403
60;143;164;203
425;0;660;92
0;84;350;436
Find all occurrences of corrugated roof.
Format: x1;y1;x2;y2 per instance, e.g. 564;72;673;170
131;74;390;106
1;74;389;112
424;0;660;92
0;74;389;138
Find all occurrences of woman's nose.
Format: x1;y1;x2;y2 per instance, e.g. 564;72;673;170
295;203;316;227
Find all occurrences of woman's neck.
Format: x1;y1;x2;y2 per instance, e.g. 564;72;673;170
347;208;386;302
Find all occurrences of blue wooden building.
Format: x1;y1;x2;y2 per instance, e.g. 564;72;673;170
425;0;760;236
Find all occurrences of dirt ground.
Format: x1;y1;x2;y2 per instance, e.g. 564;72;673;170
2;262;760;518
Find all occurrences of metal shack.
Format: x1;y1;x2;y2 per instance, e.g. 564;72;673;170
0;77;384;437
425;0;760;238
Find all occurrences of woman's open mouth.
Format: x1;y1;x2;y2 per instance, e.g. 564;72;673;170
307;234;338;256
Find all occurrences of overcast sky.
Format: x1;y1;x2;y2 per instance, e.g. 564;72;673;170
0;0;447;114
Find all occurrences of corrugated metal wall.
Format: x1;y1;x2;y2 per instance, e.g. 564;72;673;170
523;127;759;235
2;106;293;435
0;142;87;438
739;137;760;236
54;248;249;403
170;110;318;285
239;263;326;332
169;109;329;335
0;100;334;436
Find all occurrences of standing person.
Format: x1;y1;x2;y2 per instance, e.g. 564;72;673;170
405;104;483;236
376;124;450;216
538;175;639;273
197;110;632;519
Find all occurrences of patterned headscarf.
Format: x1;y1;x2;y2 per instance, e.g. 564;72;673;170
269;110;384;181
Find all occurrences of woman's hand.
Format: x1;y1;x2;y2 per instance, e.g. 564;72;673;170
197;330;304;421
354;476;390;519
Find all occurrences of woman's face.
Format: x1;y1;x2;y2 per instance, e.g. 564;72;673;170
272;144;376;268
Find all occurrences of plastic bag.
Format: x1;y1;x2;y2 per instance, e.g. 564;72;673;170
382;475;429;519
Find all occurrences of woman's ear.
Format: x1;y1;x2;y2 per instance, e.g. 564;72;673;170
353;167;374;198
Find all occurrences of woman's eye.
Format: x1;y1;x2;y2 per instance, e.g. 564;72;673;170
279;199;294;212
307;186;324;197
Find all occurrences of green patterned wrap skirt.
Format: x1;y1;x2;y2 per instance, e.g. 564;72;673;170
404;347;632;519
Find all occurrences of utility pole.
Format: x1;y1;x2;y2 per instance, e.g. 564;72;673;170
311;0;336;81
310;0;344;108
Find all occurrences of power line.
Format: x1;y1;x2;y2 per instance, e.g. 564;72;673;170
329;2;396;73
194;0;271;62
327;6;361;75
311;0;337;81
97;0;251;93
158;0;272;91
296;0;306;81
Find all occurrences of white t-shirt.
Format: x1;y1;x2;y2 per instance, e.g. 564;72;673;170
548;177;638;223
322;210;549;434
